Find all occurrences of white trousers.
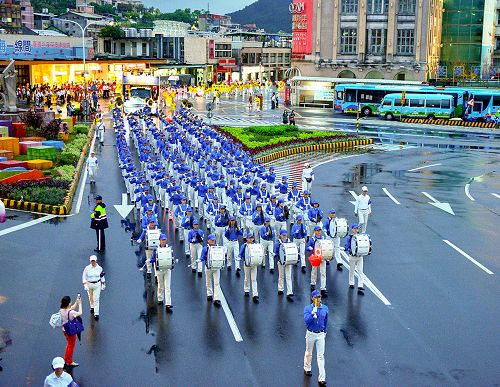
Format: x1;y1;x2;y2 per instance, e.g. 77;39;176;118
348;255;364;287
205;267;221;300
145;248;153;274
278;263;293;295
311;260;327;290
183;229;190;254
242;217;253;233
156;269;172;305
358;210;370;234
225;239;240;269
88;167;97;181
261;239;274;268
190;243;203;272
252;225;262;243
275;220;286;236
302;179;313;193
304;330;326;382
215;226;225;246
294;238;306;267
87;282;101;315
243;265;258;297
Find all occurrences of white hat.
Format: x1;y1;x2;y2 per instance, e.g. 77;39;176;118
89;255;97;262
52;356;65;369
362;186;368;191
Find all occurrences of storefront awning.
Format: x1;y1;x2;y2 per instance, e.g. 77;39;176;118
153;64;207;69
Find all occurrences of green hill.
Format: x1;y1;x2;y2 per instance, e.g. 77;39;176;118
228;0;291;33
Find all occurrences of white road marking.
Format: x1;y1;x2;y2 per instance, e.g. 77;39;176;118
422;192;455;215
382;188;401;205
75;131;97;214
339;251;391;306
443;240;494;275
491;193;500;199
0;215;57;237
465;184;475;201
349;190;357;206
407;163;442;172
219;289;244;342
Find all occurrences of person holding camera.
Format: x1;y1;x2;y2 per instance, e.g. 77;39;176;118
59;295;82;367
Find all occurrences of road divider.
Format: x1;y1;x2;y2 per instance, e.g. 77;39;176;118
443;240;494;275
401;118;496;128
382;188;401;205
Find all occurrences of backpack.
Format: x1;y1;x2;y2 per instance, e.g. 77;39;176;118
49;312;63;328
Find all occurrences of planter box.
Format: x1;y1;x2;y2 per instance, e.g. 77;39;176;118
21;137;46;142
19;141;43;155
42;140;65;151
0;137;20;155
27;145;57;161
0;120;12;136
0;126;8;137
0;150;13;160
12;122;27;138
26;159;53;170
0;160;28;170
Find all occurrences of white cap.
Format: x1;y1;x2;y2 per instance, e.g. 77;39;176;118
362;186;368;191
89;255;97;262
52;356;65;369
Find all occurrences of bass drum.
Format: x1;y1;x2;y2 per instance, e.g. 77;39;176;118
207;246;225;269
279;242;299;265
146;229;161;248
315;239;334;261
330;218;348;238
350;234;372;257
157;247;173;270
245;244;264;267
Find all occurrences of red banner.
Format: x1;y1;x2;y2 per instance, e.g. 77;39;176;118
291;0;313;55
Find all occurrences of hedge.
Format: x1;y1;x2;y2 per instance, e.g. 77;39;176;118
0;180;70;206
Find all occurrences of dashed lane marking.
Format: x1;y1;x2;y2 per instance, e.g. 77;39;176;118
491;193;500;199
382;188;401;205
0;215;57;237
443;240;494;275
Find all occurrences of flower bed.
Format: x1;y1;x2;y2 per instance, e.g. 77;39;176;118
217;125;355;155
0;179;70;206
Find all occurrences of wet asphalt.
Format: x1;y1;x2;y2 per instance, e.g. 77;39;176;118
0;115;499;386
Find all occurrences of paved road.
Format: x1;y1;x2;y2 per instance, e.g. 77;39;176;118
0;110;499;385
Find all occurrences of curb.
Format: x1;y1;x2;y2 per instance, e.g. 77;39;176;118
0;125;94;216
400;118;497;128
255;138;373;163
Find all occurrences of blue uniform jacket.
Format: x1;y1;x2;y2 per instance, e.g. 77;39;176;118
304;303;328;333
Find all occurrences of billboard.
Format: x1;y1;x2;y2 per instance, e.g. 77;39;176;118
291;0;313;55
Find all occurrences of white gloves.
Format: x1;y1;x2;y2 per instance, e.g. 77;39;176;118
136;239;142;243
101;283;106;291
83;284;89;291
312;306;318;314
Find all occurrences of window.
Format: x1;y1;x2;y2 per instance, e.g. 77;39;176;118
394;98;402;106
336;91;344;100
368;29;385;54
142;43;147;53
340;28;357;54
409;99;424;107
345;90;356;102
398;0;416;14
341;0;358;14
120;43;125;56
441;99;450;109
396;29;414;54
359;92;374;102
368;0;388;14
426;99;441;108
382;99;392;107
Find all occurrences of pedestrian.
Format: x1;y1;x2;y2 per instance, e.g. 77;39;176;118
345;224;365;294
302;163;314;193
248;94;253;111
97;119;105;146
259;217;275;273
44;357;77;387
354;186;371;234
271;92;276;109
59;295;82;367
274;229;294;300
224;216;242;272
239;232;260;303
188;220;204;276
86;151;98;184
291;215;307;272
282;110;289;124
150;233;174;310
90;195;108;252
307;226;328;296
199;234;222;307
303;290;328;386
82;255;106;321
289;110;296;125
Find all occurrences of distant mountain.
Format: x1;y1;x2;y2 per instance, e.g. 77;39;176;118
228;0;291;33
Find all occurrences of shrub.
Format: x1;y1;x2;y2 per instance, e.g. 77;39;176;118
247;125;299;136
59;145;82;166
39;119;62;140
52;165;76;181
74;124;90;134
20;109;44;129
0;179;70;206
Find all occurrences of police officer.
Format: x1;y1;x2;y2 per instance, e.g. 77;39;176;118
239;232;259;303
259;217;275;273
274;229;294;300
82;255;106;320
149;234;174;310
90;195;108;252
291;215;307;272
199;234;222;307
303;290;328;386
354;186;371;234
345;224;365;294
307;226;328;296
188;220;204;276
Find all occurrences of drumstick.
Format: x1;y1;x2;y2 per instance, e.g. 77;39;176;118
139;262;147;271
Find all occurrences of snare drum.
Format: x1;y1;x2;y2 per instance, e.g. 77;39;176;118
315;239;334;261
330;218;348;238
350;234;372;256
279;242;299;265
245;244;264;267
207;246;225;269
157;246;173;270
146;229;161;249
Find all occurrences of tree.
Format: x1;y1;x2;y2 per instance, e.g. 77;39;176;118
98;25;124;39
90;2;115;16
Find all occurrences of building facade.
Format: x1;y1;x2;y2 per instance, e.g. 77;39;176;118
0;0;22;33
52;11;106;38
290;0;443;82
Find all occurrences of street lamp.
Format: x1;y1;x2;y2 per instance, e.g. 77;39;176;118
52;16;113;121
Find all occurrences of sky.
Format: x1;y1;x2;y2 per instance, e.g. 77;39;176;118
142;0;256;14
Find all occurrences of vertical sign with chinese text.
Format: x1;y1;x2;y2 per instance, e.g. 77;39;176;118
291;0;313;54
